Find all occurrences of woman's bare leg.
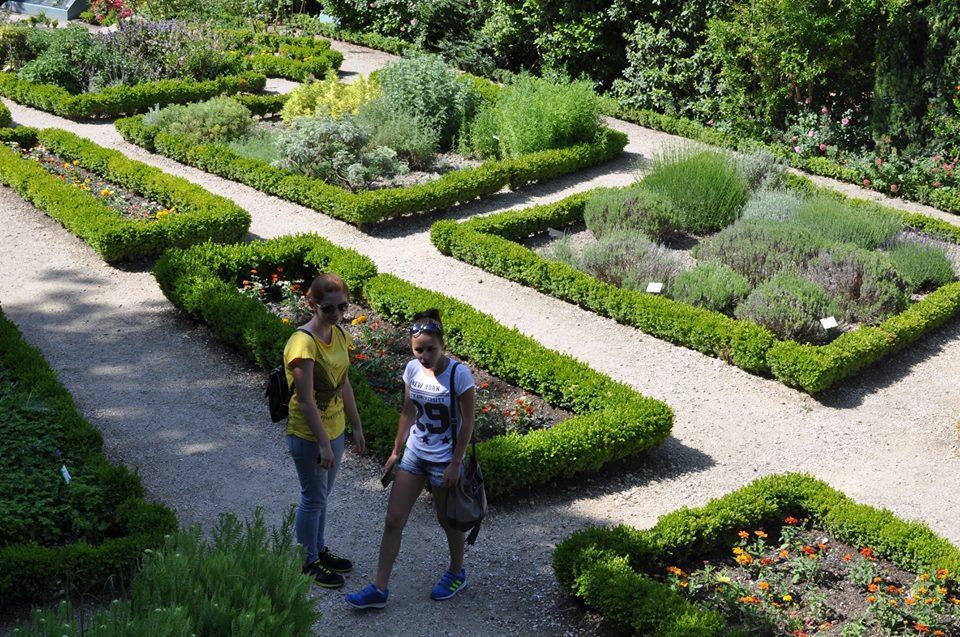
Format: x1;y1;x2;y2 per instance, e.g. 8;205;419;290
375;470;425;591
432;487;466;573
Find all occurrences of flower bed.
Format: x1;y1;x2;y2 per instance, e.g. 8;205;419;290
432;171;960;393
153;234;673;499
0;127;250;263
553;473;960;636
0;23;340;119
0;309;176;607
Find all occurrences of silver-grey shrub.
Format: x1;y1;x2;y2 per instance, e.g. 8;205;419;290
800;245;907;324
735;273;840;344
737;149;787;190
143;97;254;145
740;188;804;222
888;240;956;294
273;114;405;191
578;230;683;292
671;261;752;314
359;97;440;170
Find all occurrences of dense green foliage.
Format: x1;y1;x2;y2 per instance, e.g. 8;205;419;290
12;511;317;636
143;97;255;146
154;235;673;498
889;241;957;294
0;128;250;263
583;185;678;242
792;195;902;250
553;473;960;635
0;310;175;607
671;262;751;314
734;273;840;344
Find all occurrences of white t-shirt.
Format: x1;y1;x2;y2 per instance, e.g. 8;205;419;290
403;357;475;462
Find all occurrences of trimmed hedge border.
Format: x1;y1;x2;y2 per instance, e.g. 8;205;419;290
0;100;10;128
289;14;417;57
431;177;960;393
0;71;267;120
552;473;960;636
154;235;673;500
0;127;250;263
115;113;628;226
0;310;177;607
224;30;344;81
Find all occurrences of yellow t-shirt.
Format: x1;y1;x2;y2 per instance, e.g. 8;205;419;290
284;327;354;441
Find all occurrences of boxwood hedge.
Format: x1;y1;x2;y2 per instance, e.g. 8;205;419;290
0;310;176;607
115;113;628;226
0;128;250;263
553;473;960;636
154;234;673;499
431;177;960;393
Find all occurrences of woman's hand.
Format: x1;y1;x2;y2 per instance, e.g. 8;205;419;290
318;441;335;469
383;452;399;474
353;427;366;456
442;460;461;488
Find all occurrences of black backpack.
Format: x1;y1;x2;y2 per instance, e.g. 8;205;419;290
265;327;344;423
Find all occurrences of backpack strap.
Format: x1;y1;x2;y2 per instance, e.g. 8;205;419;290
448;359;461;449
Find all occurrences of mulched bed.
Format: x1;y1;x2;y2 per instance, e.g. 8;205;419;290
659;517;960;636
10;142;171;221
239;269;571;442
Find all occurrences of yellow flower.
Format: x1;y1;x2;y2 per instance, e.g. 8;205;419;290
351;315;367;325
938;587;948;595
100;189;112;197
781;594;792;602
281;317;291;325
72;159;79;166
735;553;753;566
63;162;71;169
156;209;170;220
716;575;731;584
919;573;931;581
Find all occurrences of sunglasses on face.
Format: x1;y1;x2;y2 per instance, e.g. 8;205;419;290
408;322;442;337
319;302;348;315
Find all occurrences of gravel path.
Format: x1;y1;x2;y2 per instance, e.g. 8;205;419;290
3;40;960;635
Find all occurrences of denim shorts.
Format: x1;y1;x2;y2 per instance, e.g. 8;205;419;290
399;447;460;488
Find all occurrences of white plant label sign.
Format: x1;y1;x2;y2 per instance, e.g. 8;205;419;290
547;227;564;239
646;282;664;294
820;316;839;330
60;464;72;484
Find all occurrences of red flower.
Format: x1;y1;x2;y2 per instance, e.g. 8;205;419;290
860;547;875;559
801;545;816;555
863;178;871;187
890;183;900;193
784;516;799;525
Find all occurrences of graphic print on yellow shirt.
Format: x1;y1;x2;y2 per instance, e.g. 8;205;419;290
284;327;354;441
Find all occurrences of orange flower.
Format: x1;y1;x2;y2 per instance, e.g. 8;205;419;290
934;630;945;636
801;545;816;556
738;531;750;539
843;554;853;562
481;405;491;414
480;382;489;389
860;547;874;559
779;550;789;558
755;530;768;539
887;585;900;594
936;568;949;579
738;596;760;604
873;577;883;584
666;566;686;577
760;558;774;566
735;553;753;566
915;625;930;634
785;516;799;525
818;543;827;551
866;595;877;603
353;353;369;361
868;584;879;592
758;581;770;591
905;597;917;606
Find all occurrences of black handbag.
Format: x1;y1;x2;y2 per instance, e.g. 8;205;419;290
444;361;487;545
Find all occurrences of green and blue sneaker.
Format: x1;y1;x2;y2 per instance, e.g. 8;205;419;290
345;583;389;609
430;568;467;600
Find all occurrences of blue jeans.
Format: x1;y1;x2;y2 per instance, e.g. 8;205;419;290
288;433;344;564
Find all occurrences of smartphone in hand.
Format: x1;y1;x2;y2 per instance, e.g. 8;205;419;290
380;465;396;488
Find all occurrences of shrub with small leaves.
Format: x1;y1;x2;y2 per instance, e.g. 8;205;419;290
642;147;749;234
280;71;380;122
359;97;439;170
735;273;840;343
801;245;907;324
888;240;956;294
671;262;752;314
143;97;254;145
584;185;678;243
273;114;405;191
793;195;902;250
737;149;787;190
577;230;683;292
740;188;804;222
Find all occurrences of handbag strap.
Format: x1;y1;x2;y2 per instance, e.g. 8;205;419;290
447;360;477;461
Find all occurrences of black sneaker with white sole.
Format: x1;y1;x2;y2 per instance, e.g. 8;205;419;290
303;560;345;589
318;547;353;573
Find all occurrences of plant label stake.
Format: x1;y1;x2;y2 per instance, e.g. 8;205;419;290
819;316;839;330
547;227;564;238
646;282;663;294
60;464;72;484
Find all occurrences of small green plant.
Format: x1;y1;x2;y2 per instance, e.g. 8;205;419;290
273;114;405;191
583;185;678;242
671;262;752;314
577;230;683;292
740;188;804;222
17;26;97;93
802;245;907;324
359;97;439;170
280;71;380;122
143;97;254;145
492;74;601;158
734;273;839;343
226;131;279;164
641;147;749;234
888;241;956;294
793;195;903;250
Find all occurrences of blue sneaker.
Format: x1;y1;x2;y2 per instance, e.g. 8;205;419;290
430;568;467;600
345;583;389;609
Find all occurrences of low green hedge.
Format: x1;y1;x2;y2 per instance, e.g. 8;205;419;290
154;235;673;500
115;113;628;226
0;310;176;607
552;473;960;636
431;182;960;393
288;14;417;57
0;71;266;119
225;31;344;81
0;100;10;128
0;128;250;263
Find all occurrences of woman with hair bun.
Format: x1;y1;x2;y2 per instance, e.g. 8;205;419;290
285;273;366;589
346;308;476;609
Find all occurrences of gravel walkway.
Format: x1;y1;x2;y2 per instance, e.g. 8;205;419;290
3;40;960;635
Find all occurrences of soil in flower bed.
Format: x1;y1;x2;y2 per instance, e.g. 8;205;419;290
659;516;960;636
9;142;173;221
240;268;571;442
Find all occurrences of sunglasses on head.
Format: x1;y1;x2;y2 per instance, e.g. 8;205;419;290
319;302;348;315
408;322;442;337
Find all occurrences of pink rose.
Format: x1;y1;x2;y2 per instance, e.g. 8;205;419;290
841;118;850;126
794;146;802;154
934;181;942;188
400;25;406;31
819;143;827;152
410;18;417;25
863;178;871;187
821;106;829;115
875;158;883;167
791;136;798;143
890;183;899;193
804;97;812;105
933;167;939;174
807;130;815;138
